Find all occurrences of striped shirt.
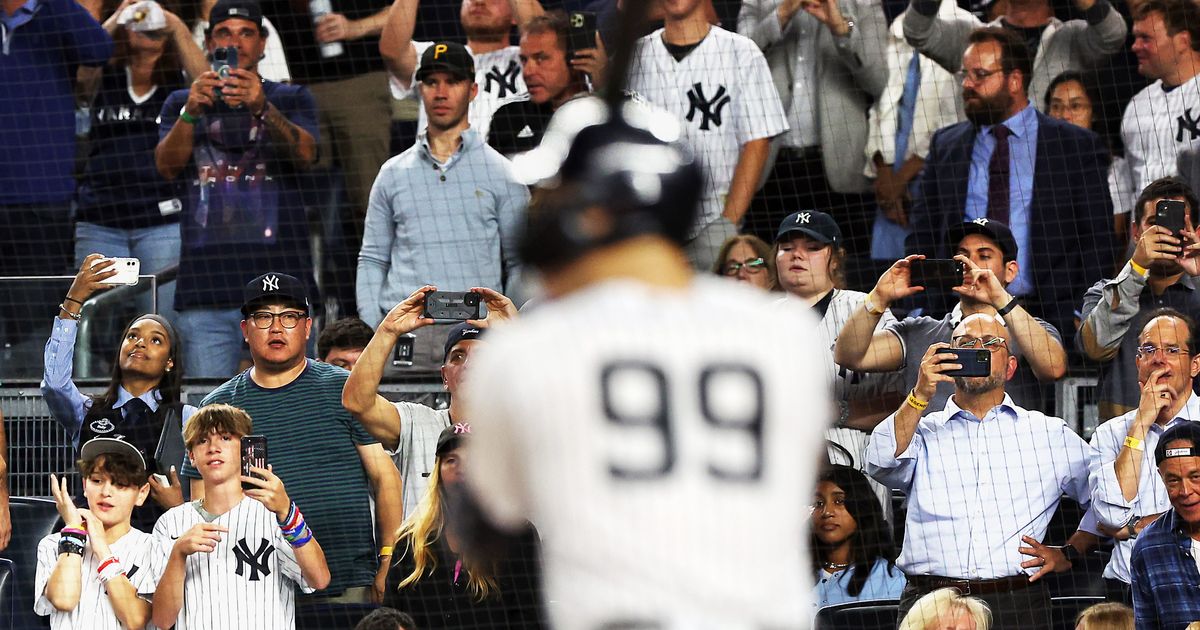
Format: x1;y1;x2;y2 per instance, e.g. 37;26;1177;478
35;528;163;630
153;498;312;630
180;360;378;596
1131;507;1200;630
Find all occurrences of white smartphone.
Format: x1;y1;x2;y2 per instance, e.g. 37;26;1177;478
151;473;169;486
93;257;141;285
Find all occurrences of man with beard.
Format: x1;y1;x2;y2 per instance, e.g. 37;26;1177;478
1080;178;1200;420
380;0;543;139
866;311;1092;628
905;26;1113;339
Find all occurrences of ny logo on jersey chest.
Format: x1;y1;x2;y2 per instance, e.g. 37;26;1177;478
685;83;731;131
233;537;274;581
484;60;521;98
1178;108;1200;143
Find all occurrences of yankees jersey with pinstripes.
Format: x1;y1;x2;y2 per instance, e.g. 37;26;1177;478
1121;73;1200;195
389;41;526;139
627;26;788;236
35;528;163;630
465;277;832;630
152;497;313;630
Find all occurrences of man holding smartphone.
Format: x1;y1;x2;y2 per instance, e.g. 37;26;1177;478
866;312;1092;629
1080;177;1200;421
835;218;1068;415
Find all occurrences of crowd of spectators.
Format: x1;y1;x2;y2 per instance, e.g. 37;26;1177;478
11;0;1200;625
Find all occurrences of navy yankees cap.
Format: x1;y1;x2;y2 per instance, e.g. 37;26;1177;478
950;218;1019;262
208;0;264;32
444;322;486;362
242;272;309;316
1156;422;1200;466
416;42;475;82
436;422;472;457
776;210;841;245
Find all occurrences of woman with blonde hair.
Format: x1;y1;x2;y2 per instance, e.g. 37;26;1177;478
383;424;545;628
897;588;991;630
1075;602;1133;630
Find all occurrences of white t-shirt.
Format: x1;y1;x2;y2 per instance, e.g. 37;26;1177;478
191;18;292;83
464;277;831;630
389;401;452;517
388;41;526;140
35;529;163;630
152;497;313;630
1121;73;1200;195
627;26;788;234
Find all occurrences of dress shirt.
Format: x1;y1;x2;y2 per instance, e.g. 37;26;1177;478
965;104;1037;295
1130;507;1200;630
867;394;1091;579
1089;393;1200;582
41;317;196;446
813;557;906;615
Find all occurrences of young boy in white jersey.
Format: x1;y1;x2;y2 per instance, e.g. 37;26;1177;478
36;437;161;630
152;404;330;630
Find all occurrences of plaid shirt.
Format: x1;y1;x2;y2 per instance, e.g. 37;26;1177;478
1130;508;1200;629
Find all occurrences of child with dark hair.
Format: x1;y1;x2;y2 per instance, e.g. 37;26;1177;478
355;607;417;630
36;438;161;630
810;465;906;614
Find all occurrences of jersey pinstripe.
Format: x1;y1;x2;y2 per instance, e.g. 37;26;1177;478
465;277;831;630
152;497;312;630
35;528;163;630
628;26;788;235
1121;73;1200;195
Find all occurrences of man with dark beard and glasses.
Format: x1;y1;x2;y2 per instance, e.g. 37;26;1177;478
866;312;1092;628
905;26;1113;339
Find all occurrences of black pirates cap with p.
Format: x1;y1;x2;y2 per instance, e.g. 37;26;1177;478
416;42;475;82
242;272;309;316
444;322;485;362
208;0;263;32
949;218;1019;262
776;210;841;244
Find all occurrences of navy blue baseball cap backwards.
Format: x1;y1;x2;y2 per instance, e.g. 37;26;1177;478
242;272;309;316
1156;422;1200;466
776;210;841;244
444;323;485;362
950;218;1019;262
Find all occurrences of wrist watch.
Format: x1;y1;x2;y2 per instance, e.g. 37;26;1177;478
1060;544;1083;565
1126;516;1140;540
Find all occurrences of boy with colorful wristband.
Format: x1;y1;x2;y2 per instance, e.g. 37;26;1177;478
35;437;161;630
152;404;330;630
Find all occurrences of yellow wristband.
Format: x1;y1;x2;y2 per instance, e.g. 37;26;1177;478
1124;436;1145;451
1130;260;1149;277
906;390;929;411
864;291;885;316
379;546;394;556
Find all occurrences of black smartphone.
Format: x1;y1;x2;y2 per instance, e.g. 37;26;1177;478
1155;199;1188;236
240;435;268;490
421;291;482;321
940;348;991;377
211;46;238;100
909;258;965;291
392;332;416;367
567;11;598;55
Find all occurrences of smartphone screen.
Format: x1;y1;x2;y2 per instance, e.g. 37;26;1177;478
240;435;268;490
909;259;965;291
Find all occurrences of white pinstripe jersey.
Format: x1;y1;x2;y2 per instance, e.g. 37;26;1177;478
465;277;832;630
35;528;163;630
152;497;313;630
627;26;788;234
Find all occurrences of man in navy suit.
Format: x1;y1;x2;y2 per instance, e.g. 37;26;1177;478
907;26;1114;339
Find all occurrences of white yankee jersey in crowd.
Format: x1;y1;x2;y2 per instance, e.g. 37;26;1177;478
1121;72;1200;195
35;529;163;630
152;497;314;630
389;41;526;140
464;276;832;630
627;27;788;237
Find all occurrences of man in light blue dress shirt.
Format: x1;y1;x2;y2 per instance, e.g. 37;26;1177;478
1088;308;1200;604
866;312;1092;629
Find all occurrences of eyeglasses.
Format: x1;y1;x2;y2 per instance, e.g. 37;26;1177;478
951;335;1008;352
723;257;767;275
1136;344;1189;358
957;67;1005;85
248;311;307;329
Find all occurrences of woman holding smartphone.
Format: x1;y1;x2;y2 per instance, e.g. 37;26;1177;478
41;255;198;529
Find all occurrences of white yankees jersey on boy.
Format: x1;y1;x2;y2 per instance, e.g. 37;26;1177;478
152;497;313;630
389;41;526;139
35;528;163;630
465;277;831;630
1121;73;1200;193
627;27;788;237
